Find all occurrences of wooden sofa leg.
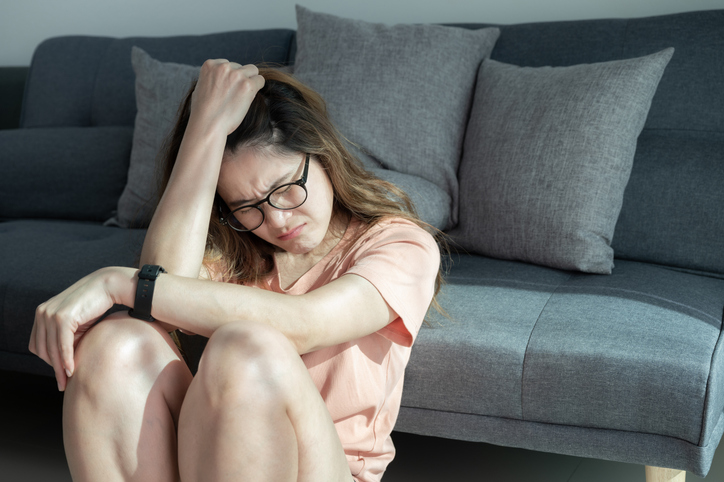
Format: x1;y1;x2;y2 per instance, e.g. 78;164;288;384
645;466;686;482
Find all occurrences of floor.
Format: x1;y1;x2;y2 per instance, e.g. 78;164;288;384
1;369;722;482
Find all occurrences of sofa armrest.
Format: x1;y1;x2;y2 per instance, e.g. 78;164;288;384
0;127;133;222
0;67;28;130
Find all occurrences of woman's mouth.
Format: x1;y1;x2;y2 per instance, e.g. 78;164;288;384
278;224;305;241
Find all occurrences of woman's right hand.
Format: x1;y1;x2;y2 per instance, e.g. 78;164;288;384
28;267;136;391
189;60;266;137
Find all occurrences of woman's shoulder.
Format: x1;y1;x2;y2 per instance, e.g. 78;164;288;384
350;216;438;251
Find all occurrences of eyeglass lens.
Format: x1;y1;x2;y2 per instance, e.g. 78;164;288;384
228;183;308;231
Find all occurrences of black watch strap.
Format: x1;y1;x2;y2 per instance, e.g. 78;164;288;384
128;265;166;322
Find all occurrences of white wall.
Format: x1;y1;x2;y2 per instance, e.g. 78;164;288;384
1;0;722;66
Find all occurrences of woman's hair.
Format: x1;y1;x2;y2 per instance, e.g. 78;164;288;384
158;66;446;317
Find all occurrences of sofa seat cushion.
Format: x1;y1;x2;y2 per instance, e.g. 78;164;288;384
0;220;146;358
403;256;724;447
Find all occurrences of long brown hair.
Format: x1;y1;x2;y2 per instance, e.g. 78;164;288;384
159;67;446;317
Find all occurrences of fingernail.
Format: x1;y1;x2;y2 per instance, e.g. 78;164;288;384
58;380;63;392
66;368;72;378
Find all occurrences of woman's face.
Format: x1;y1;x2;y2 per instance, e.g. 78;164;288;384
216;147;337;256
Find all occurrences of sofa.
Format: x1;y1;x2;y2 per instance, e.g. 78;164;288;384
1;6;722;480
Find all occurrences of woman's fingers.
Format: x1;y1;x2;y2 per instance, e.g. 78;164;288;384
60;324;76;379
31;304;52;365
191;59;266;135
28;267;126;391
44;319;68;390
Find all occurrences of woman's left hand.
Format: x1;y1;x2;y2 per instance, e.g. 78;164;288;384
28;267;138;391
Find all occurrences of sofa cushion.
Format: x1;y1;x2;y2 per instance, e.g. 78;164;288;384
0;220;146;359
404;256;724;449
450;48;673;274
612;130;724;277
0;127;133;222
21;31;294;129
367;168;451;231
293;5;500;229
108;47;201;228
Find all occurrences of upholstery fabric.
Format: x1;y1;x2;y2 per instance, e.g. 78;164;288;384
395;404;724;478
0;127;133;221
108;47;200;228
401;255;724;475
293;5;500;229
21;36;115;128
0;220;146;357
451;49;673;274
612;130;724;276
367;168;451;230
449;10;724;276
21;31;294;129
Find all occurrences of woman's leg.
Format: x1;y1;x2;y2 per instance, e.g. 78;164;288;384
178;320;352;482
62;312;193;482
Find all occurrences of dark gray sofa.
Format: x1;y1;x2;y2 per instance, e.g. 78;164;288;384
1;9;723;480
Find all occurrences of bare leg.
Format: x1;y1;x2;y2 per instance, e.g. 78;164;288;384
178;320;352;482
63;313;193;482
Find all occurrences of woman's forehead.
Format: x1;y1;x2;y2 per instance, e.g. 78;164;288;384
219;148;303;204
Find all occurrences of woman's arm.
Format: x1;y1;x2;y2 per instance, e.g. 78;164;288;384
30;266;395;390
151;272;396;354
139;60;264;278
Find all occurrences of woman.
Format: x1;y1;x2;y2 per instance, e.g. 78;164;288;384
28;60;442;482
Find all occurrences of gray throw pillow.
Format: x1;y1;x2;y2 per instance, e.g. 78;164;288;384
368;168;451;230
293;5;500;229
107;47;200;228
450;48;674;274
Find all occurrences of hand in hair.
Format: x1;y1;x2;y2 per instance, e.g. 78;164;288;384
189;59;266;136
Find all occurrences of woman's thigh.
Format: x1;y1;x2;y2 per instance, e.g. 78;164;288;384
181;320;351;482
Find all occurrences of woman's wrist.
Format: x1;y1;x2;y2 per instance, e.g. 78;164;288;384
104;266;140;309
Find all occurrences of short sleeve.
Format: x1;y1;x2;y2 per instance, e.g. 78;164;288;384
345;220;440;347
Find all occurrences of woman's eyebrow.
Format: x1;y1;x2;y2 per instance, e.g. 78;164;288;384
228;170;295;209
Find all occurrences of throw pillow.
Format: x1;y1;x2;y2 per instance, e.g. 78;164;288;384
368;168;451;231
293;5;500;229
107;47;200;228
450;48;674;274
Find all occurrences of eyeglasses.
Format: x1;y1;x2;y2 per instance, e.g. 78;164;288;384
219;153;310;232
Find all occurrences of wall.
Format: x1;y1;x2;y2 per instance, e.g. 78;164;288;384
1;0;722;66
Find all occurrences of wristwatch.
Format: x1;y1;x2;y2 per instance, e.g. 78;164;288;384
128;265;166;322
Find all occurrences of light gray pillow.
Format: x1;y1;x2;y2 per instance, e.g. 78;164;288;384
368;168;451;230
293;5;500;230
107;47;200;228
450;48;674;274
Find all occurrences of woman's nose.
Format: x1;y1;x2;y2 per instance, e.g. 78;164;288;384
264;205;292;228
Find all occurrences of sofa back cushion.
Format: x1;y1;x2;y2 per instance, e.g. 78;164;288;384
21;30;294;129
449;10;724;275
0;127;133;222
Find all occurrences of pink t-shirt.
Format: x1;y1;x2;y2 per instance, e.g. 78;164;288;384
263;217;440;482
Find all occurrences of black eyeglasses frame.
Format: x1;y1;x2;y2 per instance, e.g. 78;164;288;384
219;153;310;232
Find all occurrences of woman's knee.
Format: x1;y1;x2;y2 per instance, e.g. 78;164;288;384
196;321;299;403
71;313;184;392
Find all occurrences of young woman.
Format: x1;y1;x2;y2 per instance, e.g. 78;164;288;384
28;60;442;482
